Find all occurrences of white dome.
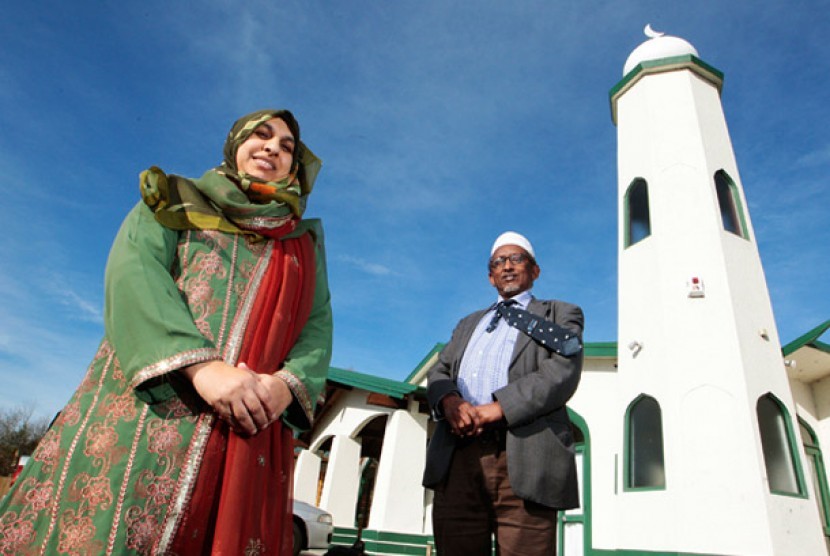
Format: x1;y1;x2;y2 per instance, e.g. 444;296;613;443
623;25;699;76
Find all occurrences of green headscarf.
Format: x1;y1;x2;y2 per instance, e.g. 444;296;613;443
140;109;321;237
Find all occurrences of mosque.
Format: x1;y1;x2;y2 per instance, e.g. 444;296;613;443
291;28;830;556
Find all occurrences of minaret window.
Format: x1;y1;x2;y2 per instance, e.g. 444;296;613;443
714;170;748;238
624;178;651;247
800;418;830;535
757;394;805;496
625;394;665;489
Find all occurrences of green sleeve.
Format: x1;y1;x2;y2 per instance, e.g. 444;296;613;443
278;220;334;431
104;202;219;404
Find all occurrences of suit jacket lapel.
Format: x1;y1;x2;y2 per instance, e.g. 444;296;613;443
509;297;543;366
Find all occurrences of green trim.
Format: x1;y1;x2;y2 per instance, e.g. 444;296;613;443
799;417;830;535
331;526;359;545
728;177;749;240
714;170;750;240
591;551;725;556
329;526;434;555
623;394;666;491
404;343;444;383
757;393;808;498
800;417;820;447
362;529;433;544
415;341;618;362
782;319;830;356
327;366;423;399
330;337;621;403
609;54;724;124
584;342;618;358
562;408;592;556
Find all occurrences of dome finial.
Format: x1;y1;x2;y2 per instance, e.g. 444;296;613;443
644;24;664;39
623;26;699;76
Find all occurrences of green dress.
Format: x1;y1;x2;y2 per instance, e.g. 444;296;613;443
0;201;333;555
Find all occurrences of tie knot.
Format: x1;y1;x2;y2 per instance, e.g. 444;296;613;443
486;300;518;333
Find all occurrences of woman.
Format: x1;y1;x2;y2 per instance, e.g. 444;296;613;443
0;109;333;555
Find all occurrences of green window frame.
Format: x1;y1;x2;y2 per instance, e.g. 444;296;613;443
558;409;591;556
624;178;651;247
714;170;749;239
624;394;665;490
799;418;830;535
756;393;807;497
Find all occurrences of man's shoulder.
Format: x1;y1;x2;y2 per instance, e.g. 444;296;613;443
529;299;585;327
456;307;490;326
530;298;582;311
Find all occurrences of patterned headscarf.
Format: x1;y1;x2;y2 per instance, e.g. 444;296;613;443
141;109;322;238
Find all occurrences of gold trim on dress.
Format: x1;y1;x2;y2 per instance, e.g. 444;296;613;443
275;370;313;425
40;350;115;555
155;413;215;554
106;405;149;555
131;348;220;389
223;241;274;365
215;234;240;348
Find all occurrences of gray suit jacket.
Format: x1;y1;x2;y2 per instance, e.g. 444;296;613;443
422;298;584;509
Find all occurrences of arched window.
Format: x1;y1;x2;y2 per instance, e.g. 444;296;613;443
757;394;805;496
354;415;388;529
625;394;665;489
624;178;651;247
559;409;590;555
314;436;333;506
800;418;830;535
714;170;748;238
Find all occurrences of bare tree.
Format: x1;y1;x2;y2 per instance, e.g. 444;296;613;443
0;406;49;476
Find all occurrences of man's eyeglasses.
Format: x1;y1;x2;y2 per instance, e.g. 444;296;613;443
489;253;530;269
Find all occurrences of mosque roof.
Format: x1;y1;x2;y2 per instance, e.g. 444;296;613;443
327;366;422;399
623;24;699;76
782;319;830;383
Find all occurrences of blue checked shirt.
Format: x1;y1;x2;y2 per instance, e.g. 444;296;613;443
456;290;533;405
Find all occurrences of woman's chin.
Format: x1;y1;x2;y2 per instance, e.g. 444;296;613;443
243;170;288;183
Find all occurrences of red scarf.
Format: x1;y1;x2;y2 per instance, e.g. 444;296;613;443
170;230;317;555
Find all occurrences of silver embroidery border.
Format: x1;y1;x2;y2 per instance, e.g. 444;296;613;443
154;413;215;554
155;242;273;553
106;404;149;555
40;349;115;555
276;370;313;424
131;348;220;389
223;241;274;365
215;235;240;349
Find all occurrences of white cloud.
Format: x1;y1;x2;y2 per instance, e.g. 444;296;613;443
338;255;398;277
795;144;830;168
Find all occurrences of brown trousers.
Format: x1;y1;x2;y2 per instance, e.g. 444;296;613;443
432;432;558;556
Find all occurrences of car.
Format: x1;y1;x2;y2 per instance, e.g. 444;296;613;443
292;499;333;556
10;455;30;488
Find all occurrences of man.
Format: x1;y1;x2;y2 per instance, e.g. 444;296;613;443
423;231;584;556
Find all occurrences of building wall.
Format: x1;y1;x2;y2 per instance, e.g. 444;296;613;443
294;389;431;535
568;360;620;551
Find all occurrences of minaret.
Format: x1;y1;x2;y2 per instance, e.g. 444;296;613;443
610;26;826;555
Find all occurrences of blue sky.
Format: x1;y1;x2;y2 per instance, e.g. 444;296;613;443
1;1;828;419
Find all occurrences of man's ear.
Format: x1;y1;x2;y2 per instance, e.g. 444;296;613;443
532;265;541;280
489;271;496;287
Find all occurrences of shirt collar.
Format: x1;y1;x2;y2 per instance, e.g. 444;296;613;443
497;289;532;309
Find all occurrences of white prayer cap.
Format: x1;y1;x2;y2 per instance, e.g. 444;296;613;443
491;231;535;258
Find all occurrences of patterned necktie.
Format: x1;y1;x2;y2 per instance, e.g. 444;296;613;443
486;299;517;332
489;301;582;356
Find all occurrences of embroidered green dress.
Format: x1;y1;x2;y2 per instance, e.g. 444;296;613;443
0;110;333;555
